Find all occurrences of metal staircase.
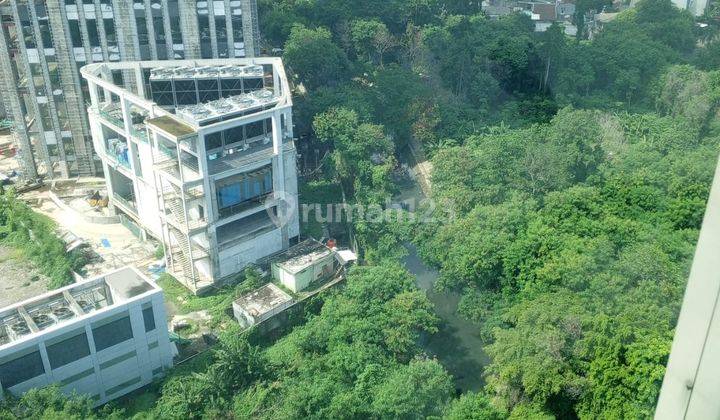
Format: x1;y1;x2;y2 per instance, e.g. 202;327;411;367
155;172;211;293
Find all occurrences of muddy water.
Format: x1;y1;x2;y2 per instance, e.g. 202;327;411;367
402;243;489;392
395;151;489;392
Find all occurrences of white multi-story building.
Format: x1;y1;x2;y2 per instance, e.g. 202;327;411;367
0;266;173;406
81;58;300;294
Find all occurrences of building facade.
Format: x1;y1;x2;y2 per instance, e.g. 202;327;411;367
0;0;259;180
671;0;707;16
655;157;720;419
81;58;300;294
0;266;173;406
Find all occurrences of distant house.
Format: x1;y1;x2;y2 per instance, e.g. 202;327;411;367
481;0;516;18
671;0;708;16
588;12;619;38
518;0;578;35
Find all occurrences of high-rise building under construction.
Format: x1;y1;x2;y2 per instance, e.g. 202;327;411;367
0;0;259;179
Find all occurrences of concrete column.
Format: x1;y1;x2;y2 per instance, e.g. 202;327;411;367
224;0;234;57
0;9;38;178
143;0;158;60
47;0;98;176
113;0;140;93
94;0;110;61
207;0;218;58
239;0;258;57
178;0;200;59
134;63;146;99
8;0;53;175
271;111;288;247
101;161;117;216
74;0;95;65
161;0;174;58
27;0;70;177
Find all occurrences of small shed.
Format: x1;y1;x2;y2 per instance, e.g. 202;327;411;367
232;283;293;328
271;240;337;293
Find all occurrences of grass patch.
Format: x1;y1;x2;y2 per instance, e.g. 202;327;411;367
299;179;343;239
0;191;87;289
158;268;267;325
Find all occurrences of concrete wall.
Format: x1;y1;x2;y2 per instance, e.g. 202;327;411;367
671;0;708;16
656;157;720;418
275;252;334;293
283;148;300;240
218;227;283;278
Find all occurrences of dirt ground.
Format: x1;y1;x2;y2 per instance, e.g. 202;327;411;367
0;246;51;307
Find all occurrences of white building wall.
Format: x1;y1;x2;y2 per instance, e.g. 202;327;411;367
656;158;720;418
283;148;300;239
0;275;172;406
136;179;163;238
218;227;283;278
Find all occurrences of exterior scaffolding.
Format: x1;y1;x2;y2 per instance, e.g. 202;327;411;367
0;0;259;180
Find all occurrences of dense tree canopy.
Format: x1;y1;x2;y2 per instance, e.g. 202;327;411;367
7;0;720;418
418;70;720;416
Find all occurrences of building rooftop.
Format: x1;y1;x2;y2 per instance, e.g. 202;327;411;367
532;3;557;20
145;115;197;138
233;283;292;319
0;267;158;349
272;240;333;275
149;64;264;80
176;88;279;125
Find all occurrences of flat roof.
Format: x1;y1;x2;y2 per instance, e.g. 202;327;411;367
0;266;158;349
145;115;196;138
271;240;333;274
233;283;292;318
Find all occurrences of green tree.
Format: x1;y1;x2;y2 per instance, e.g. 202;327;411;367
283;24;348;90
349;19;396;66
444;391;505;420
313;107;395;201
370;360;454;419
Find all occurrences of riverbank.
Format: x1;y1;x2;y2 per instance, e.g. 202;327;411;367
402;244;489;392
396;144;489;392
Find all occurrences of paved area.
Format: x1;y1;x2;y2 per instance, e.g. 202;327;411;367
23;189;157;279
0;246;50;307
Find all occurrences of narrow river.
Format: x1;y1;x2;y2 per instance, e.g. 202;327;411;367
395;150;489;392
402;244;489;392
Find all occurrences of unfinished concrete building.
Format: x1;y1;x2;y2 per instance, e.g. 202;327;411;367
81;58;299;294
0;0;259;180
